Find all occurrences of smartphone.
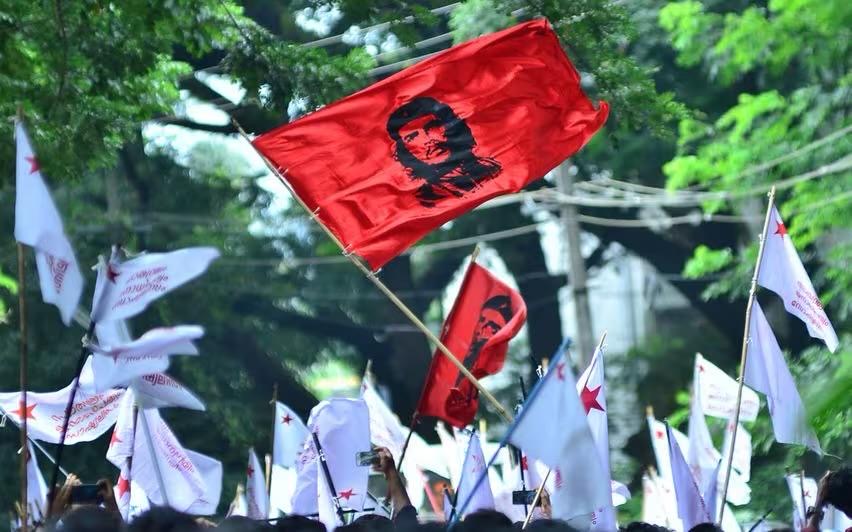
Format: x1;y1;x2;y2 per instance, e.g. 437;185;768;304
356;450;379;467
512;489;538;506
70;484;104;505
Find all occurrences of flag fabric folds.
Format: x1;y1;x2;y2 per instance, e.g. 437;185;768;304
688;364;722;496
14;121;84;324
361;378;408;459
757;207;838;352
91;247;219;323
273;401;310;469
89;325;203;392
503;343;610;523
307;398;372;511
417;262;526;427
695;353;760;422
666;423;714;530
453;431;495;517
252;19;608;269
575;345;617;530
133;373;206;411
744;302;822;454
245;448;269;520
25;442;48;524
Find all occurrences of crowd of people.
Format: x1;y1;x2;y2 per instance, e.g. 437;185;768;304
35;447;851;532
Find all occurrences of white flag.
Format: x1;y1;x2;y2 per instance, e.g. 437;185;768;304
695;353;760;422
245;449;269;520
361;378;407;459
273;402;309;469
131;408;207;512
688;364;722;495
184;450;223;516
667;423;714;530
641;473;671;528
115;461;133;522
745;302;821;454
0;383;124;444
133;373;205;411
91;246;219;323
25;442;48;524
454;431;495;517
227;485;248;518
14;121;84;325
506;348;610;522
269;465;297;516
785;473;818;531
290;440;318;516
90;326;203;392
721;420;752;482
436;421;463;487
106;390;136;467
576;345;617;531
757;206;838;352
308;398;372;511
317;461;342;531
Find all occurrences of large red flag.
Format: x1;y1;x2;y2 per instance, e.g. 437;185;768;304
416;262;526;427
253;19;608;269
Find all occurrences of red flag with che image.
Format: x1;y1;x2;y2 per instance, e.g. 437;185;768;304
416;262;526;427
253;19;608;269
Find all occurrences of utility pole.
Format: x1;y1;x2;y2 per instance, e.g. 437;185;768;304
556;161;594;367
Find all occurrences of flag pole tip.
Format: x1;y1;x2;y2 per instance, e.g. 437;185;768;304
470;245;480;264
645;405;654;417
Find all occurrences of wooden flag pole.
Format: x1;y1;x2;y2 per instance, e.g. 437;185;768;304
717;186;776;525
16;241;29;532
233;121;513;423
267;383;278;499
15;104;29;532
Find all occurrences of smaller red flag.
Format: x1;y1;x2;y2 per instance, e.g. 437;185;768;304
416;263;526;427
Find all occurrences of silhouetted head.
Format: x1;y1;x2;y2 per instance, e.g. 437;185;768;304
825;467;852;516
620;522;672;532
57;506;123;532
127;506;201;532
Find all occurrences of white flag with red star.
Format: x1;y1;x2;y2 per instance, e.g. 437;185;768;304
688;364;722;496
454;431;495;517
757;206;838;352
505;347;610;523
786;473;817;531
695;353;760;422
14;121;84;325
273;401;309;469
115;461;134;521
106;389;136;467
720;419;752;482
290;439;318;516
245;448;269;519
0;381;124;444
90;326;203;392
25;442;48;524
576;345;618;530
666;423;714;531
641;472;671;528
307;398;372;511
90;246;219;323
745;302;822;454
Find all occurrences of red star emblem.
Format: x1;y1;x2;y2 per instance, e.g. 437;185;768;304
580;385;604;414
247;465;254;477
281;413;293;425
698;364;705;373
25;156;40;174
655;430;664;440
774;220;787;237
106;263;120;283
555;362;566;381
521;456;528;471
339;488;355;501
117;474;131;498
804;490;810;498
110;348;125;364
109;430;123;447
11;400;36;420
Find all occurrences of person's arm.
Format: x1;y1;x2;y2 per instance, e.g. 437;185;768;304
48;473;80;521
372;447;413;521
97;478;120;514
804;472;833;532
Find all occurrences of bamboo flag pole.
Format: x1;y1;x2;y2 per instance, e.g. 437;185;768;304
717;186;776;525
267;383;278;499
15;103;29;532
233;121;513;423
17;242;28;532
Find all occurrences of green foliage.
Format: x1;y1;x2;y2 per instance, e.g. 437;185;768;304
448;0;516;44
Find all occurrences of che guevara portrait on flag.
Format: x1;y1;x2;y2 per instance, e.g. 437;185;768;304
253;19;609;270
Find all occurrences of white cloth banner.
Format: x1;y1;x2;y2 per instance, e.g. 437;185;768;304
133;373;205;411
91;247;219;323
361;378;408;459
90;326;203;392
245;448;269;520
25;442;48;524
308;398;371;511
507;349;611;523
745;302;822;454
576;346;617;531
454;431;495;517
269;465;297;516
273;402;310;469
696;353;760;422
14;121;84;325
758;206;838;352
